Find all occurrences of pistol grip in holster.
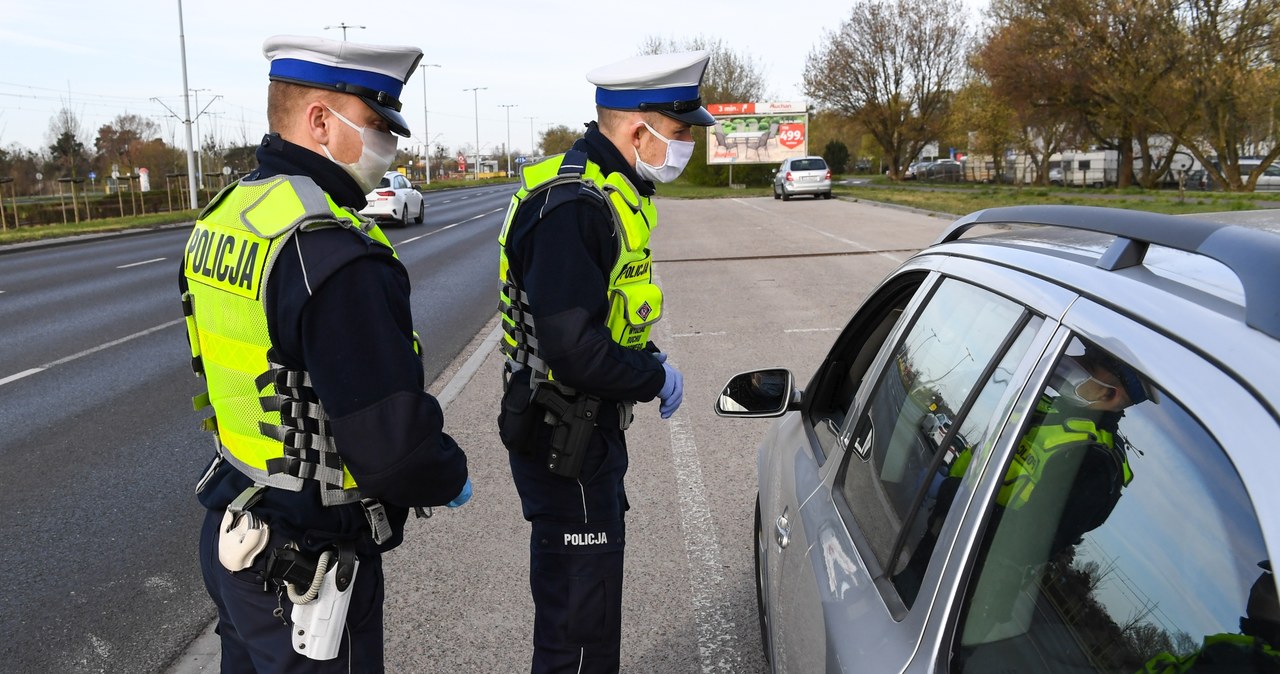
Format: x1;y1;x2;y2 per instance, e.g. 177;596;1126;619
533;386;601;479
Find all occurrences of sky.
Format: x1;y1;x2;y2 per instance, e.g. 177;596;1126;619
0;0;918;162
22;0;1254;650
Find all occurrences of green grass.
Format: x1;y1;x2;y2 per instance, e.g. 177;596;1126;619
832;182;1274;216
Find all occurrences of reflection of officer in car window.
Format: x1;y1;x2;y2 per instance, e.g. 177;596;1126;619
1136;560;1280;672
1021;347;1148;554
897;345;1149;600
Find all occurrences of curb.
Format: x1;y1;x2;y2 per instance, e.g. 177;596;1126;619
0;221;195;255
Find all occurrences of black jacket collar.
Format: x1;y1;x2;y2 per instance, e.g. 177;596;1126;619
575;121;655;198
246;133;368;209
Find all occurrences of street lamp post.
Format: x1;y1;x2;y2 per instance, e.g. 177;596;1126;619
419;63;441;184
499;104;517;177
324;23;365;41
463;87;487;181
174;0;198;209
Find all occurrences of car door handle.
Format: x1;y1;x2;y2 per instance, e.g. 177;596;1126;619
775;513;790;549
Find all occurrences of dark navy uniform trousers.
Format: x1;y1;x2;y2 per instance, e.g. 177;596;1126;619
198;508;385;673
509;419;629;674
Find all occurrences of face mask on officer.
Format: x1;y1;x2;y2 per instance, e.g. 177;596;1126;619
320;105;398;193
634;121;694;183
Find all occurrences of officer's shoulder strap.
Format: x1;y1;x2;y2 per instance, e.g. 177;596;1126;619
236;175;356;239
519;149;607;209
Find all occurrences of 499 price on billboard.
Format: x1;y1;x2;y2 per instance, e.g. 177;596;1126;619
706;102;808;166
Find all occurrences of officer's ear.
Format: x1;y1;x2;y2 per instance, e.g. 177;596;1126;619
304;101;332;146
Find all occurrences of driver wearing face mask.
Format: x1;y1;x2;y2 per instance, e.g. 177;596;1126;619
180;35;470;670
495;50;713;673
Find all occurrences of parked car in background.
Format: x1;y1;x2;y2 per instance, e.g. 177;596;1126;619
361;171;424;227
902;161;932;181
921;159;962;182
717;205;1280;672
773;156;832;200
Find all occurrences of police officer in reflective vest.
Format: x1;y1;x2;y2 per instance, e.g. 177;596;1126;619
181;35;470;671
496;51;713;672
900;346;1146;598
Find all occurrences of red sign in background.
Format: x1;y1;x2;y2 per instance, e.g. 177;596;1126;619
777;123;806;150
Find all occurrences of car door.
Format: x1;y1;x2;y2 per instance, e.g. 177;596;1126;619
757;270;930;667
773;260;1077;673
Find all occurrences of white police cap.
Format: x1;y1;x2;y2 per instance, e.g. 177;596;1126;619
586;51;714;126
263;35;423;137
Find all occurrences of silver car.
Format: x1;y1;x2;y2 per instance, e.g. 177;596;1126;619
774;156;832;200
718;206;1280;672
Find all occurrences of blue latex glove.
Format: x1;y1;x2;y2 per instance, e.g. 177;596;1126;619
446;478;472;508
658;361;684;419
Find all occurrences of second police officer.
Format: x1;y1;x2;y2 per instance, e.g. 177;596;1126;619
496;51;714;672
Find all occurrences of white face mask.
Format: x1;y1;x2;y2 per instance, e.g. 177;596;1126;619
634;121;694;183
320;105;398;193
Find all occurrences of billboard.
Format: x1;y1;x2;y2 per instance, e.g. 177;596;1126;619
707;102;808;165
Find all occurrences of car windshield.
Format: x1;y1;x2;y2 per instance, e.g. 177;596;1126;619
791;159;826;171
376;177;391;189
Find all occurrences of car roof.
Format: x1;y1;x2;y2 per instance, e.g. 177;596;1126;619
930;205;1280;406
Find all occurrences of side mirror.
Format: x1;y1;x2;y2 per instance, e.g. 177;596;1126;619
715;368;796;418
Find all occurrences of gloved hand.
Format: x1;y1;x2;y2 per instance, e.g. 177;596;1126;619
657;360;684;419
446;478;472;508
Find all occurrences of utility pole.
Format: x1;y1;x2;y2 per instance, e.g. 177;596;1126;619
499;104;517;177
463;87;487;181
524;116;536;157
419;63;441;184
189;88;220;189
174;0;198;209
324;23;365;41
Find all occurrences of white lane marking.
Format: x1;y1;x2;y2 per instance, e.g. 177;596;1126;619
731;197;906;263
0;368;43;386
802;224;905;263
0;318;184;387
399;207;504;245
671;331;727;338
117;257;167;269
653;297;742;673
785;327;840;333
441;199;452;204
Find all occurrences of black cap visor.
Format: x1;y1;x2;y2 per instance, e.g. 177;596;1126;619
362;98;411;137
638;98;715;127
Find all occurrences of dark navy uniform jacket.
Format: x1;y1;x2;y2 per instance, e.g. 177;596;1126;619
504;122;666;416
193;134;467;553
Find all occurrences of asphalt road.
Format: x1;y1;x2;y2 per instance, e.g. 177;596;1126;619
0;182;517;673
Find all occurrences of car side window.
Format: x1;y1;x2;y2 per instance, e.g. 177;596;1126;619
838;278;1027;604
952;337;1275;673
806;274;925;462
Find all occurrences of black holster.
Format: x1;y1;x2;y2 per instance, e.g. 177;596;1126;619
533;385;601;479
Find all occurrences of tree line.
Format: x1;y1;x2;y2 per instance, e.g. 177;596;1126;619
805;0;1280;191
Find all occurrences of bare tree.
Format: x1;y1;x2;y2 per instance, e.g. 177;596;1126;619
47;106;90;178
1175;0;1280;191
805;0;971;180
639;35;768;103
